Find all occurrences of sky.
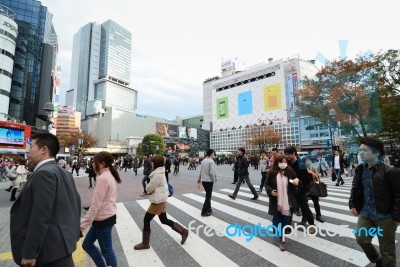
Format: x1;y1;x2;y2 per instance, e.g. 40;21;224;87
40;0;399;120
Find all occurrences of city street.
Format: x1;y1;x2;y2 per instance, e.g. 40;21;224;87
1;164;399;267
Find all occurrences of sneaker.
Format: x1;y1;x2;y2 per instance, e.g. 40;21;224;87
201;212;211;217
335;183;339;186
316;216;325;223
228;195;236;200
251;196;259;200
340;181;345;185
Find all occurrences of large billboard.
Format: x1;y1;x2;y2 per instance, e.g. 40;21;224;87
179;127;197;139
212;60;287;129
156;122;179;138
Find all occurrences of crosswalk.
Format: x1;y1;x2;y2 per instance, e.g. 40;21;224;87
107;176;399;267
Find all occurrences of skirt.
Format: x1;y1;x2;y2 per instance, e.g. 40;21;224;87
147;202;167;215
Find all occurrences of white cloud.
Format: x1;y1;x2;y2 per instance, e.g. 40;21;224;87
40;0;399;119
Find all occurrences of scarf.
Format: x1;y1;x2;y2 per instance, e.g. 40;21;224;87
276;172;291;216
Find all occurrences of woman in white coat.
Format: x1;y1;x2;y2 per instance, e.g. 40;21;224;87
9;158;28;201
134;155;188;250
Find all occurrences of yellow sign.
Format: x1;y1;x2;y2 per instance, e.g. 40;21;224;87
264;83;282;111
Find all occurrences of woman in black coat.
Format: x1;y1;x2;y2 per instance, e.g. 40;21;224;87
265;155;300;251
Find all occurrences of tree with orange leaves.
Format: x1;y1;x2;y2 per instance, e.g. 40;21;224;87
296;56;381;137
58;131;98;154
249;127;281;149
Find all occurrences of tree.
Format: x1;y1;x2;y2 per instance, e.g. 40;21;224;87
249;127;281;149
58;131;98;155
296;55;381;137
374;49;400;97
137;134;165;155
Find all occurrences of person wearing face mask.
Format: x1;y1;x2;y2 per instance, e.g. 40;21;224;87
265;155;300;251
349;137;400;267
228;148;258;200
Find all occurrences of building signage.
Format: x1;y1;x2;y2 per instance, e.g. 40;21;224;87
2;21;18;34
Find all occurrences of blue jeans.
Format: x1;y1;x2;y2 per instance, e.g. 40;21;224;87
272;211;292;238
83;226;117;267
335;169;343;184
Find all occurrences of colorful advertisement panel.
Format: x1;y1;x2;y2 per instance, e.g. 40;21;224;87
264;83;282;111
156;122;179;138
216;97;229;119
238;91;253;116
57;105;76;115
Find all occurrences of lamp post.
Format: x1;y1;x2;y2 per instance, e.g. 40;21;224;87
44;101;55;133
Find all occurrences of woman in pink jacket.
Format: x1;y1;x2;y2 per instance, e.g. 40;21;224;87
81;151;121;267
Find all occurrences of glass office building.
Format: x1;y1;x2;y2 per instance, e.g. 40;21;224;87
0;0;56;125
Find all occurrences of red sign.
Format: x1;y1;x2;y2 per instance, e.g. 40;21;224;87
0;121;32;152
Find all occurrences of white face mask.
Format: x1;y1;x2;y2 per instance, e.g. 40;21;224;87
278;163;287;170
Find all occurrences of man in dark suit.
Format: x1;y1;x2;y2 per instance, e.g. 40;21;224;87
10;133;81;267
163;153;172;182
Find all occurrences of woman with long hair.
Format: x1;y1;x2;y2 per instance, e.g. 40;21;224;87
308;167;324;223
9;158;28;201
134;155;188;250
81;151;121;267
265;155;300;251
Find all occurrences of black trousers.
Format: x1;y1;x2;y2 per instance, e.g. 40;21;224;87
295;191;315;225
202;181;213;214
143;212;174;231
89;176;96;187
165;171;169;183
40;255;74;267
310;196;321;216
259;171;267;191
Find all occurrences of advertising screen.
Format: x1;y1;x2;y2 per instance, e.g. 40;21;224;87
0;127;25;146
179;126;197;139
156;123;179;138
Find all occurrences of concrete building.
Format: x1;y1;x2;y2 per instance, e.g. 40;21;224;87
66;20;137;119
0;5;17;115
0;0;57;125
55;105;81;134
203;56;319;152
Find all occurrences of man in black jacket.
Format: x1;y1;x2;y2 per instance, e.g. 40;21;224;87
284;146;316;233
140;154;152;196
349;137;400;267
164;154;172;182
10;133;81;267
229;148;258;200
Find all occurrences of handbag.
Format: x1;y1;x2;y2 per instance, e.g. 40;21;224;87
310;181;328;197
168;183;174;197
331;171;337;181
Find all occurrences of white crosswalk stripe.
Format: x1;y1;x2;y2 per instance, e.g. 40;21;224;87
110;185;399;267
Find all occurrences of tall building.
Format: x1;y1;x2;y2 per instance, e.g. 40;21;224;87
0;0;58;125
203;56;319;152
55;105;81;134
66;20;137;119
0;5;17;115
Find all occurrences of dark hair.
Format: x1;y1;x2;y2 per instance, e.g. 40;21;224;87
152;155;164;169
359;137;385;157
32;133;60;157
144;153;150;157
260;150;266;154
206;149;214;157
239;147;245;154
93;151;121;183
14;157;26;166
284;146;297;156
268;155;292;178
272;148;278;152
163;153;170;158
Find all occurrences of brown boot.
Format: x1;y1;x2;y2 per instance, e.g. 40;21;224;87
140;191;148;197
172;223;189;245
278;238;286;251
134;230;151;250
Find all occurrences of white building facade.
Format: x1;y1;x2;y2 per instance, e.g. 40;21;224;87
204;56;318;152
0;5;17;115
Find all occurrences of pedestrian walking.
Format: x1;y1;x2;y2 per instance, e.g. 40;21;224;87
333;150;346;186
228;148;259;200
81;151;121;267
308;167;325;223
284;146;316;233
265;155;300;251
257;151;269;193
71;157;80;176
163;154;172;183
197;149;217;217
316;155;329;177
10;133;81;267
349;137;400;267
141;154;152;196
134;155;188;250
87;158;97;188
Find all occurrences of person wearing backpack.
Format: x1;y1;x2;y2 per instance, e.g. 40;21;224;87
134;155;188;250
